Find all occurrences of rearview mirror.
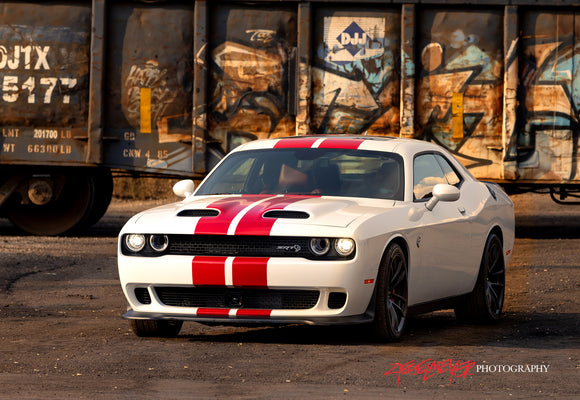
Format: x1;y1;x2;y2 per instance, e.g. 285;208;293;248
425;184;460;211
173;179;195;198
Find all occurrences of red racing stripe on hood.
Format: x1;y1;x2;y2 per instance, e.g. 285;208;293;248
194;196;273;235
234;196;315;235
192;256;227;286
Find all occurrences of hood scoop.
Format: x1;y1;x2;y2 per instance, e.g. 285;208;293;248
262;210;309;219
177;209;220;217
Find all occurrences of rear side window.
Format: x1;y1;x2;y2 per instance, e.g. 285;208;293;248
413;153;463;200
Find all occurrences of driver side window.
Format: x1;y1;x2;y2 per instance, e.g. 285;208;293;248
413;154;447;200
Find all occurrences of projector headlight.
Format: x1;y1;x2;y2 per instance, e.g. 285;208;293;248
125;234;146;253
335;238;355;257
149;234;169;252
309;238;330;256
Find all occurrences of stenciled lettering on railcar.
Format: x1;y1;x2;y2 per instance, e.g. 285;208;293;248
0;45;78;104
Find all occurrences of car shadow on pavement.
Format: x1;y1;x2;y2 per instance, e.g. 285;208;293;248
172;310;578;349
515;214;580;239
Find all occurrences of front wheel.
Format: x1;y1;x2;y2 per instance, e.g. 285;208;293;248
130;319;183;338
373;242;408;340
455;233;505;323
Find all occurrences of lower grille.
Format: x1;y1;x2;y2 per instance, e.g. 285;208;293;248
134;288;151;304
328;292;347;309
154;287;319;310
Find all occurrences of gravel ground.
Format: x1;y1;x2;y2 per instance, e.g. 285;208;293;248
0;192;578;399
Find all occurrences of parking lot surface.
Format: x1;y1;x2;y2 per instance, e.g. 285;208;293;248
0;193;578;399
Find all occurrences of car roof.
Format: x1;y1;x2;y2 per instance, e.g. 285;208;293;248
233;135;443;156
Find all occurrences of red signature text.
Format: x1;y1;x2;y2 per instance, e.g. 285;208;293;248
384;359;476;386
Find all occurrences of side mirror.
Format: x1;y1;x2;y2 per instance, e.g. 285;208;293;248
173;179;195;198
425;184;460;211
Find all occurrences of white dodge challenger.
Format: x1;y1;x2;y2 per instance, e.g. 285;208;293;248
118;136;514;340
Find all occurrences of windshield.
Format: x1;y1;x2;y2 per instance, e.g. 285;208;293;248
196;148;404;200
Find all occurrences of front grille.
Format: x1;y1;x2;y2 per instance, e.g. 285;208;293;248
168;235;312;258
154;287;320;310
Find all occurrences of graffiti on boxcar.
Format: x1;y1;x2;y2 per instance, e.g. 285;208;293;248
205;28;295;152
312;15;400;136
123;61;176;132
416;22;504;171
189;9;580;182
517;34;580;181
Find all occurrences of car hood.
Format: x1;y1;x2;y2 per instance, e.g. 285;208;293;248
124;194;397;235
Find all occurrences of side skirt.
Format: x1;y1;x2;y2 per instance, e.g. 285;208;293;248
407;294;469;316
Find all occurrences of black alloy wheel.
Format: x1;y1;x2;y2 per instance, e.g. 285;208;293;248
455;232;505;323
374;242;408;340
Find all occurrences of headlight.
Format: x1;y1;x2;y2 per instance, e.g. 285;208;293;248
335;238;355;257
149;234;169;252
125;234;146;252
309;238;330;256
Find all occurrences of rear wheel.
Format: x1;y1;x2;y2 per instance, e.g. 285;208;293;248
455;233;505;323
373;243;408;340
130;319;183;338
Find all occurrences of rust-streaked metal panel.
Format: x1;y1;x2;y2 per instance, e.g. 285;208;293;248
0;0;579;187
518;10;577;182
502;5;518;181
102;1;194;175
400;4;416;139
0;1;91;165
575;12;580;181
311;7;401;136
87;0;105;165
193;0;208;175
416;8;504;178
296;3;312;136
207;4;297;155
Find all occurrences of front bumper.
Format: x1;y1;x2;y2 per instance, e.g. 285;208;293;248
118;254;377;323
123;308;374;326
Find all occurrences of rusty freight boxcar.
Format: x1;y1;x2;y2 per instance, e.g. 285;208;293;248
0;0;579;235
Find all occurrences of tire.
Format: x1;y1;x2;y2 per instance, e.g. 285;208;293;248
8;171;93;235
455;233;505;323
73;169;113;230
373;242;408;340
130;319;183;338
7;168;113;236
